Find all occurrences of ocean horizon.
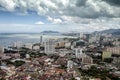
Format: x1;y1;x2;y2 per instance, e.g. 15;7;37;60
0;33;76;47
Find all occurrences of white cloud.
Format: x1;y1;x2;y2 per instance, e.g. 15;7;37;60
0;23;120;33
47;16;62;24
0;0;16;11
53;18;62;24
0;0;120;31
47;16;53;21
35;21;45;25
0;0;119;18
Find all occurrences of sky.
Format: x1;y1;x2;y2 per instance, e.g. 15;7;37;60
0;0;120;33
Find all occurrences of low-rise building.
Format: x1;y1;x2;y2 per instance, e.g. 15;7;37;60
106;47;120;55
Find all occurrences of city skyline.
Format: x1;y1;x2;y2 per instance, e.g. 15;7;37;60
0;0;120;33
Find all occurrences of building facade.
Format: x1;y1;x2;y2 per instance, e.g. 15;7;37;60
44;39;55;54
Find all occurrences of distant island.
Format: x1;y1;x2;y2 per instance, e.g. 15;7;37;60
94;29;120;36
40;31;60;34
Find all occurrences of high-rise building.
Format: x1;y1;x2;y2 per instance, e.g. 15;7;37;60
44;39;55;54
80;32;83;38
0;46;4;53
67;60;73;70
75;48;85;58
40;36;43;44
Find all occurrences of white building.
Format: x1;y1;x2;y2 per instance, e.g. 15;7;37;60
26;54;30;58
67;60;73;70
13;41;23;48
0;46;4;53
40;36;43;44
24;43;33;49
33;45;40;50
80;32;83;38
75;48;85;58
44;39;55;54
65;42;71;48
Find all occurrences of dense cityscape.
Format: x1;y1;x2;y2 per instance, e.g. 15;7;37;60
0;31;120;80
0;0;120;80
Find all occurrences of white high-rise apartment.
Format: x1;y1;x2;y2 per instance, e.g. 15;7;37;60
67;60;73;70
40;36;43;44
0;46;4;53
13;41;23;48
75;48;84;58
44;39;55;54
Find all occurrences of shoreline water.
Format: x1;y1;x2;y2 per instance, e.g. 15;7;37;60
0;33;77;47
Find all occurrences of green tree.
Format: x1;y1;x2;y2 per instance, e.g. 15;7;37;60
70;77;77;80
13;60;25;67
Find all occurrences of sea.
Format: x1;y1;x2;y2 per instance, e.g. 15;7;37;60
0;33;76;47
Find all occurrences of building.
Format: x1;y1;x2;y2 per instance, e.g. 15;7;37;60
67;60;73;70
74;48;85;58
24;43;33;49
13;41;23;48
80;32;84;39
102;51;112;61
44;39;55;54
113;40;120;47
106;47;120;55
33;45;40;50
26;54;30;59
89;34;100;43
65;42;71;48
82;55;93;64
0;46;4;53
55;42;65;48
40;36;43;44
112;57;120;69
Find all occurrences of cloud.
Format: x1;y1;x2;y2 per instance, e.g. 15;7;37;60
0;0;16;11
47;16;62;24
0;0;120;31
76;0;87;7
0;0;120;19
0;23;35;33
0;22;120;33
102;0;120;6
35;21;44;25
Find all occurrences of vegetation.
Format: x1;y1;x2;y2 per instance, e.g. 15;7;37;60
59;64;67;69
104;58;113;63
13;60;25;67
5;60;25;67
0;78;6;80
79;66;109;80
118;38;120;41
70;77;77;80
30;52;46;58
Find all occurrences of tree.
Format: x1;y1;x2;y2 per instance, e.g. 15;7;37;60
13;60;25;67
0;77;6;80
59;64;67;69
70;77;77;80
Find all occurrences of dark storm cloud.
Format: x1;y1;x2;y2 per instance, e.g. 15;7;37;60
76;0;87;7
102;0;120;6
0;0;120;20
